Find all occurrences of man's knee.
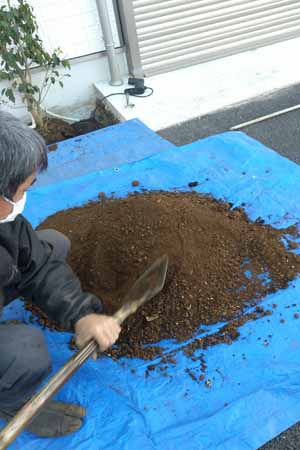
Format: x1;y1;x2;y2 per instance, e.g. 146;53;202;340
36;229;70;260
0;325;51;408
16;325;51;381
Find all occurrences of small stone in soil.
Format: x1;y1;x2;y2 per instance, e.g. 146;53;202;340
294;313;299;319
131;180;140;187
188;181;199;188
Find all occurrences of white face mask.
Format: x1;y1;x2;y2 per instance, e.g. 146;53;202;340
0;192;27;223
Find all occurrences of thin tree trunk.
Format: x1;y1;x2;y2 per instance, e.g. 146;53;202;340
28;102;44;129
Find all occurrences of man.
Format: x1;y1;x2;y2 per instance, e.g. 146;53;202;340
0;111;121;437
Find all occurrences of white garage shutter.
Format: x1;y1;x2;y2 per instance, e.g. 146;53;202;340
120;0;300;76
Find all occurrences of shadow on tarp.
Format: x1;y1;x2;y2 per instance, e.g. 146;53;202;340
3;131;300;450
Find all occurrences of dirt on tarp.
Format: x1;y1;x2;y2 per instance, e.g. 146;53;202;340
36;191;300;361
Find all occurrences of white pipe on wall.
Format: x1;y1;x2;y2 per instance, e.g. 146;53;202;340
95;0;123;86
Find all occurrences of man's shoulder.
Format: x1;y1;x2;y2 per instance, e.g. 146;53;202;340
0;215;34;243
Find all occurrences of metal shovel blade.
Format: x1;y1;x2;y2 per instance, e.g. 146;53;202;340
114;254;169;325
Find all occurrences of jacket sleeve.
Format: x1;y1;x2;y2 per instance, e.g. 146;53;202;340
16;218;103;331
0;246;18;287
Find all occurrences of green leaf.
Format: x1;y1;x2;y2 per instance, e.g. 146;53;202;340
5;88;15;103
62;59;71;69
0;72;8;81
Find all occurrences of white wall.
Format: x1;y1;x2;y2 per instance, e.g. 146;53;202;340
0;0;120;57
42;52;127;109
0;0;127;121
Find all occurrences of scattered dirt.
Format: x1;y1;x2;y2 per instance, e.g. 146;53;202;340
25;301;64;331
38;101;119;145
36;191;300;362
48;143;58;152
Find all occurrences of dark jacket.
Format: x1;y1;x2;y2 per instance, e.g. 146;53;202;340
0;215;103;330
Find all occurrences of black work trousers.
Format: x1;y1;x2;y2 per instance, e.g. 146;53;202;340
0;229;70;412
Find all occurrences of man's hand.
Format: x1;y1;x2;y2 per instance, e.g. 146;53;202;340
75;314;121;359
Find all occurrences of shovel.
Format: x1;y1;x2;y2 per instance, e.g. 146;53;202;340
0;255;168;449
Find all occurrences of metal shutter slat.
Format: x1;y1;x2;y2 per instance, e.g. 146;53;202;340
134;0;205;16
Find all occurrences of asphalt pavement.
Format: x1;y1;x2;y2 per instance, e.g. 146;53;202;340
159;83;300;163
159;82;300;450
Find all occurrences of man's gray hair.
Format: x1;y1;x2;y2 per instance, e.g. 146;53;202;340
0;110;48;199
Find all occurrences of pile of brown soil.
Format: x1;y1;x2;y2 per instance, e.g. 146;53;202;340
38;191;300;360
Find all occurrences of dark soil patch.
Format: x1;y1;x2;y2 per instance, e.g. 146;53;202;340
39;101;119;145
37;191;300;361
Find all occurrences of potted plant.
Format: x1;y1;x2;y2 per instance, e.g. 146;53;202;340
0;0;71;129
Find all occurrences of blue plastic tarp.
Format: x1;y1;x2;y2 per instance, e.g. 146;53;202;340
4;129;300;450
